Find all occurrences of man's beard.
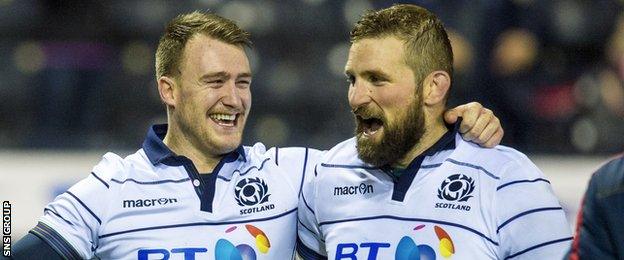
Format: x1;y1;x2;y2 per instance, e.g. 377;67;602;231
355;96;425;167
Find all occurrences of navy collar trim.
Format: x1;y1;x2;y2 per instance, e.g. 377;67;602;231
142;124;247;166
420;119;459;158
383;119;460;202
385;119;459;173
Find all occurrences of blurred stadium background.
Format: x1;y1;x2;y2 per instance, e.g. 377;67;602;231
1;0;623;240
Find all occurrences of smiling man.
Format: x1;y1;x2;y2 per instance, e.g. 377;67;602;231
297;4;572;260
12;11;504;259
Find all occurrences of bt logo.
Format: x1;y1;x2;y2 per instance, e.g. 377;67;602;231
138;224;271;260
335;225;454;260
216;224;271;260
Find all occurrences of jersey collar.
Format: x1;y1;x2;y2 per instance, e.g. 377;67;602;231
419;119;458;157
142;124;247;166
383;119;459;172
383;119;459;201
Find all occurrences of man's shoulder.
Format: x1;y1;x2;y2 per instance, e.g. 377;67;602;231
246;142;325;167
589;154;624;195
452;136;540;180
91;151;128;179
91;149;155;182
318;138;361;166
245;142;295;167
454;136;530;164
310;138;374;184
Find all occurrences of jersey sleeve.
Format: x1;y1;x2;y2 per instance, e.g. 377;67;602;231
567;157;624;259
270;147;327;258
494;156;572;259
30;152;121;259
297;162;327;259
270;147;325;199
12;233;64;259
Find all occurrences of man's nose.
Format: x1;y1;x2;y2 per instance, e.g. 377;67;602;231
221;81;243;109
349;81;372;110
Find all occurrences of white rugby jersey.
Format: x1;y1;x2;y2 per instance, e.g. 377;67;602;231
30;124;322;259
298;125;572;260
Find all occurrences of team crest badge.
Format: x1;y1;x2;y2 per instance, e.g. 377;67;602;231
235;177;271;207
437;174;475;202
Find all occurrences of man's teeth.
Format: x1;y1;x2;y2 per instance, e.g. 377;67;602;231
364;128;378;136
210;114;236;121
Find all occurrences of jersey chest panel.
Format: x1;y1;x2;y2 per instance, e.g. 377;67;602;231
315;164;500;259
97;163;299;259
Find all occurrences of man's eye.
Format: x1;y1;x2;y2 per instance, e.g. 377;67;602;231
207;79;224;84
369;75;385;85
236;80;251;87
346;75;355;85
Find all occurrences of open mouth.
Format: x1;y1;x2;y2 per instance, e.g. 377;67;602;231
209;113;239;127
357;115;384;137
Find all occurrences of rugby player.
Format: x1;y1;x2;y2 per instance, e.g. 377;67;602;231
567;155;624;259
297;4;572;260
12;11;503;259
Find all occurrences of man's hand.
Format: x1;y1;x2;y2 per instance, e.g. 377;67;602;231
444;102;503;148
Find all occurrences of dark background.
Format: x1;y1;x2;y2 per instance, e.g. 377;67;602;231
1;0;623;154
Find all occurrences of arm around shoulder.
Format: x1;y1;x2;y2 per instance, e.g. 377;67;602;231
297;156;328;259
494;156;572;259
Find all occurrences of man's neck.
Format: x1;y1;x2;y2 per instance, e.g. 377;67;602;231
163;125;222;173
393;118;448;169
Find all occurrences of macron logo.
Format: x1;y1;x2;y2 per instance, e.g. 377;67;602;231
122;198;178;208
333;183;374;196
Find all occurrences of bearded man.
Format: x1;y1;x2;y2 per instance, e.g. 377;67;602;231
297;4;571;260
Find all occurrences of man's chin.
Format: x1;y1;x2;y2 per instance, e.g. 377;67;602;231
356;138;384;166
208;136;243;155
213;145;240;156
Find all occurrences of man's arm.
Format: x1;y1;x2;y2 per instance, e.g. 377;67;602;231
297;178;328;260
495;155;572;259
14;152;121;259
272;146;328;259
296;164;328;260
444;102;503;147
567;156;624;259
12;233;64;260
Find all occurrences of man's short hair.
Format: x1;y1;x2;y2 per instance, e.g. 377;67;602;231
350;4;453;89
155;11;251;79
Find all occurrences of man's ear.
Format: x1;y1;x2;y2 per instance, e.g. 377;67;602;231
158;76;177;107
423;70;451;106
